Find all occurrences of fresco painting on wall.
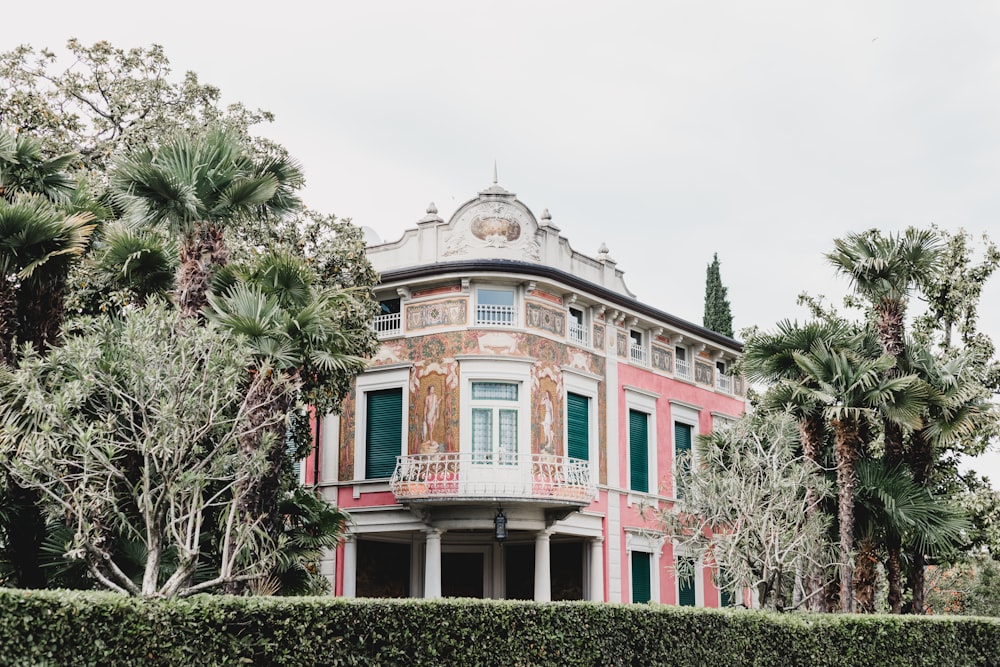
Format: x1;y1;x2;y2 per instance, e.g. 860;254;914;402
405;297;468;331
525;301;566;336
650;345;673;373
592;323;605;351
695;360;714;386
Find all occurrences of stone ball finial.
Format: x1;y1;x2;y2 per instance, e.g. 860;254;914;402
541;208;551;221
597;242;611;262
427;202;438;215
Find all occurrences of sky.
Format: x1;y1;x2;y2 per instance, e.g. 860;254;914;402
6;1;1000;480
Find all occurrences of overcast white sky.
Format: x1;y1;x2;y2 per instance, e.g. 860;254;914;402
7;1;1000;481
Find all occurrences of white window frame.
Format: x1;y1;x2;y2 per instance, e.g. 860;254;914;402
669;400;701;500
458;358;532;460
672;544;705;608
715;359;733;393
674;344;691;379
353;366;411;483
624;386;659;497
564;368;600;487
625;531;664;603
628;329;648;366
567;305;589;346
475;285;518;327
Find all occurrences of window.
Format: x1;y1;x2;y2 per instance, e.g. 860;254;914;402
631;551;652;604
476;288;516;326
365;388;403;479
354;366;409;482
373;298;402;338
629;330;647;365
715;360;732;393
629;409;650;493
568;307;588;345
471;382;518;464
566;393;590;461
675;345;691;379
673;422;693;498
677;555;696;607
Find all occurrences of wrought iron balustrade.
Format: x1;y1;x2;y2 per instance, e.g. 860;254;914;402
390;453;595;504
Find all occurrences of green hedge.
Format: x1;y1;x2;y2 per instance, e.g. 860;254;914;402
2;589;999;666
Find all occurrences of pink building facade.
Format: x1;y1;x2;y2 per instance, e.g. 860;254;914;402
309;179;746;605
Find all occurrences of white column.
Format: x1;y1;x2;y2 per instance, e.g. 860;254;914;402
589;538;605;602
651;542;664;603
342;536;357;598
534;530;552;602
424;528;443;598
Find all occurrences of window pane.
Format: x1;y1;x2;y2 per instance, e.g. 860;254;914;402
472;409;492;463
472;382;518;401
499;409;518;465
477;289;514;306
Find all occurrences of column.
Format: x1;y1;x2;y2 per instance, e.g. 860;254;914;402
424;528;442;598
589;538;605;602
534;530;552;602
342;536;357;598
651;542;663;604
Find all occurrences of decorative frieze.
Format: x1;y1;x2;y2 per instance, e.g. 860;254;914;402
405;298;468;330
525;302;565;336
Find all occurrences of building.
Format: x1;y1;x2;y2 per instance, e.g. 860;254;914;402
307;177;746;605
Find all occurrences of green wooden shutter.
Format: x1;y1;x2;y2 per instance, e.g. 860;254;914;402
629;409;649;492
366;388;402;479
674;422;692;498
566;393;589;461
631;551;651;603
720;586;734;608
678;556;696;607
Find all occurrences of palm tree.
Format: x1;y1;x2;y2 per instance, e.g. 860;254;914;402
207;251;367;540
743;319;856;610
901;344;992;613
110;129;304;318
0;193;95;362
789;343;926;612
0;130;76;204
854;459;970;613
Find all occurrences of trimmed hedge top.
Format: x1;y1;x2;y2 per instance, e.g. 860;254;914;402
2;589;999;666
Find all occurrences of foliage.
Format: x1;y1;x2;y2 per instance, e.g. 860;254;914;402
2;590;1000;666
702;252;733;337
925;555;1000;617
0;40;274;171
0;302;292;597
655;411;835;610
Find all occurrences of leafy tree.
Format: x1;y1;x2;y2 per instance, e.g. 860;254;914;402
656;411;835;611
0;303;290;597
0;40;273;170
702;252;733;337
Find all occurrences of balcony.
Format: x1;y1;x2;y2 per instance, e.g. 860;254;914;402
675;358;692;379
390;453;595;506
373;312;402;338
629;344;648;366
476;304;517;326
568;321;589;346
716;373;733;394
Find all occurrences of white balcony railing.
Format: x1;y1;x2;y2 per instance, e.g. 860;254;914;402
716;373;733;394
389;453;595;504
629;344;648;366
568;321;589;346
476;304;517;326
675;358;692;379
373;312;402;338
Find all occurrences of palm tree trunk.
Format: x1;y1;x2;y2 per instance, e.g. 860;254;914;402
854;536;878;613
832;417;859;613
176;223;228;319
907;430;933;614
799;412;827;611
886;537;903;613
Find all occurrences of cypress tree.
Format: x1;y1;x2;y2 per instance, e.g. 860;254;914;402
703;253;734;337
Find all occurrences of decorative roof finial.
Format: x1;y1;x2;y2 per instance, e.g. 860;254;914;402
541;208;551;221
493;160;498;185
597;242;611;262
427;202;438;215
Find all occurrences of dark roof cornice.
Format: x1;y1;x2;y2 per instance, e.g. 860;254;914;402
378;259;742;351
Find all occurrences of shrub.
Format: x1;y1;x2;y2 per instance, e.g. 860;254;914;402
1;589;999;666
